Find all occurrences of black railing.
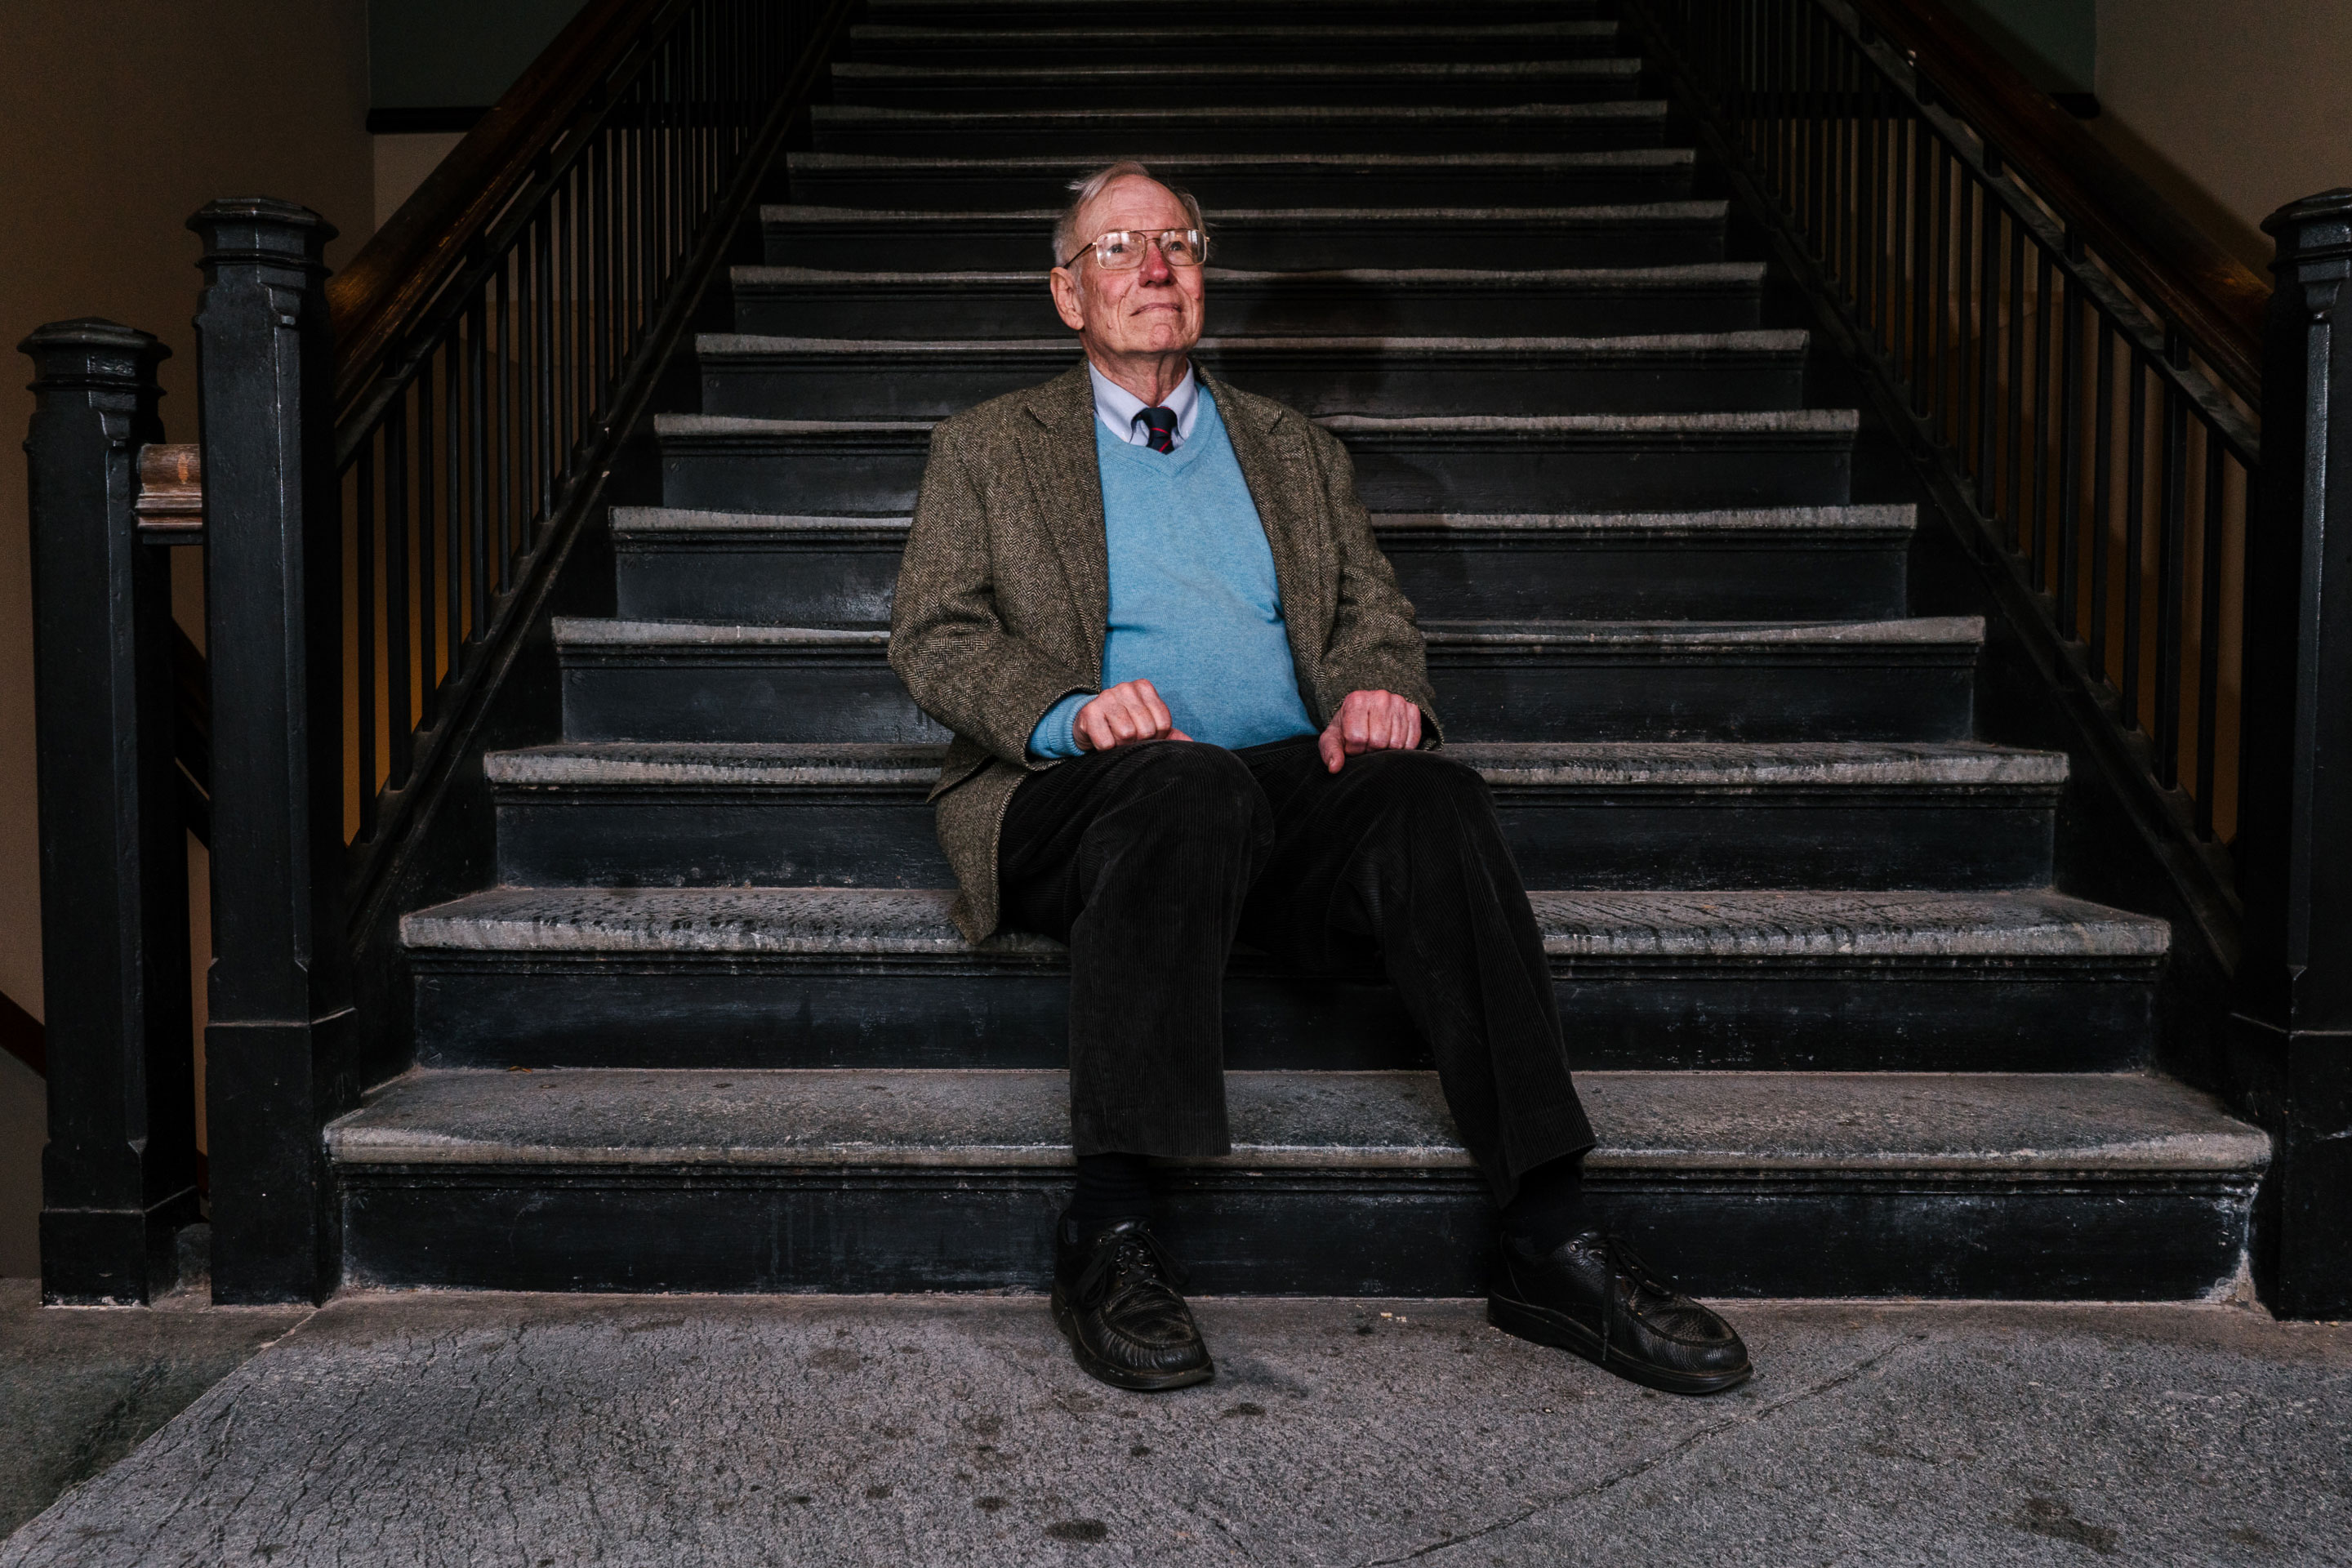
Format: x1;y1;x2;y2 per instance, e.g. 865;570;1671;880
1631;0;2266;913
330;0;829;902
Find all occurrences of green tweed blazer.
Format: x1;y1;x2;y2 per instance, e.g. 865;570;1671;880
886;361;1442;942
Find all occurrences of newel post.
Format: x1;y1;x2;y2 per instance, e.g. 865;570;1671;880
2238;189;2352;1317
20;319;198;1303
188;198;353;1304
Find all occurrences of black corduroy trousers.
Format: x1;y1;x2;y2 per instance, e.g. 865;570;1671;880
996;736;1596;1205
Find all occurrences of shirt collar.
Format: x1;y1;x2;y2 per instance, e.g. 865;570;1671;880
1088;361;1200;449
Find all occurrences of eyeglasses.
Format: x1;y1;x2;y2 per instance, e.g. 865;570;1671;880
1058;228;1209;271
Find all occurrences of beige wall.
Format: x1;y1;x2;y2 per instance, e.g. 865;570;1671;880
2092;0;2352;273
0;0;376;1272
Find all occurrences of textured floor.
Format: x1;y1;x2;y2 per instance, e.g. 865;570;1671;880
5;1288;2348;1566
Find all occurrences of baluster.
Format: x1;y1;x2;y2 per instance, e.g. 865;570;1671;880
2122;350;2148;727
2194;439;2227;834
385;401;412;793
2057;234;2085;637
2154;336;2189;786
20;319;197;1303
2089;318;2115;679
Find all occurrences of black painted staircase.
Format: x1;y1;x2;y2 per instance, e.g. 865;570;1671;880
332;0;2265;1300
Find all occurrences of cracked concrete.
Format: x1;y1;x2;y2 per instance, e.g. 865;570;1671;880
4;1292;2347;1566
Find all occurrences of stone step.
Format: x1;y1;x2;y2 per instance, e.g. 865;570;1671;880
550;614;1980;745
693;331;1811;421
401;885;2168;1075
807;102;1672;156
328;1066;2260;1298
828;59;1650;111
727;264;1766;339
760;202;1727;272
608;504;1914;626
845;20;1629;65
783;149;1693;208
862;0;1612;22
486;739;2064;892
652;408;1853;515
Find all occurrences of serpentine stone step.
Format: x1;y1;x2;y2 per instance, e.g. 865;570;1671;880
728;264;1766;339
609;503;1910;624
327;1066;2261;1298
693;331;1809;420
828;59;1650;111
784;149;1691;207
862;0;1614;20
807;101;1671;156
845;20;1626;65
549;612;1977;743
760;202;1727;271
400;884;2169;1075
484;738;2065;892
652;408;1853;515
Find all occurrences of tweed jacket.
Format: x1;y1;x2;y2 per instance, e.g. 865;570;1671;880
887;361;1442;942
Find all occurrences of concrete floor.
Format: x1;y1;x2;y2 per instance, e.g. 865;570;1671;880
2;1282;2348;1566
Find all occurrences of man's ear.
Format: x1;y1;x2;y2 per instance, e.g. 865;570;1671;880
1049;267;1088;332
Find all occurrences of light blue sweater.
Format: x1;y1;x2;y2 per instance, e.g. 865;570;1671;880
1029;386;1316;759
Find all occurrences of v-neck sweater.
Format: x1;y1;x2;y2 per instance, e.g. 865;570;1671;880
1027;385;1317;758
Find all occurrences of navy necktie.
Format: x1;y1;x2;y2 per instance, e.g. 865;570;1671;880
1138;406;1178;453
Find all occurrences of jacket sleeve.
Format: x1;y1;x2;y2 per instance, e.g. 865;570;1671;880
1306;423;1446;747
887;423;1098;768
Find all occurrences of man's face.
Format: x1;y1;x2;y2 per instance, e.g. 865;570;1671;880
1049;176;1205;361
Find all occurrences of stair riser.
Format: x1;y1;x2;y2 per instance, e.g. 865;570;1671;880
810;116;1670;157
762;217;1725;272
492;791;2056;890
338;1171;2251;1298
786;165;1689;208
611;537;1911;624
697;353;1807;421
844;35;1631;67
557;650;1971;743
829;74;1650;112
731;279;1764;338
658;431;1851;514
411;960;2160;1073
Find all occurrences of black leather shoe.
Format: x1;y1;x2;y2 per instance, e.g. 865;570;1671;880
1490;1226;1752;1396
1050;1214;1215;1392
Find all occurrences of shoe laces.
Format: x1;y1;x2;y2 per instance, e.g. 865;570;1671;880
1584;1232;1708;1362
1072;1225;1192;1316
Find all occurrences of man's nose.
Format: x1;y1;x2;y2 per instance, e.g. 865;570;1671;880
1138;241;1174;283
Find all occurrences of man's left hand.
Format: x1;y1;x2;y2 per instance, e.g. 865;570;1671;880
1319;689;1423;773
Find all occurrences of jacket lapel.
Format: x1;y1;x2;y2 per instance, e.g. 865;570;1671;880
1015;363;1111;670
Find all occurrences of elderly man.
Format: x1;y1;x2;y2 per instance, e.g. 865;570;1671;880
887;161;1748;1397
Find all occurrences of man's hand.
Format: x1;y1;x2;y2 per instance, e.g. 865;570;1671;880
1075;679;1192;752
1319;689;1423;773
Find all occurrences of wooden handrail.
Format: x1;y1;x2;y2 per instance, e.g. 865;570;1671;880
1855;0;2269;403
324;0;679;410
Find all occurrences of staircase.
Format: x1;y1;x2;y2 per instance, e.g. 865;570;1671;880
328;0;2266;1301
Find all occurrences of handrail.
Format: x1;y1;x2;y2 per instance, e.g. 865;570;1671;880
326;0;671;411
1852;0;2268;403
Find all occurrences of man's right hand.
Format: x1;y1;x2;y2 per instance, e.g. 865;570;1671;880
1075;679;1192;752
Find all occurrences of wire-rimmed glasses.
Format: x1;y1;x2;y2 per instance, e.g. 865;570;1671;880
1058;228;1209;271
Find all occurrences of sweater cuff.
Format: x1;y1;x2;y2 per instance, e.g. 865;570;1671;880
1027;692;1092;760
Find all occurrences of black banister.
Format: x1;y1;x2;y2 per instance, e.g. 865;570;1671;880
20;318;199;1303
2234;189;2352;1317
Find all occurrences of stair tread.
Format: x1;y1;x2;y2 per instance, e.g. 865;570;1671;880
328;1067;2261;1174
852;21;1619;41
764;200;1726;223
550;613;1976;649
791;149;1682;172
832;59;1645;82
811;101;1668;127
403;886;2170;960
694;330;1807;357
611;503;1912;537
731;262;1763;287
485;739;2067;790
653;408;1851;438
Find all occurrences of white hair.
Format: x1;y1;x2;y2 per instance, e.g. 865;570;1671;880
1051;160;1207;269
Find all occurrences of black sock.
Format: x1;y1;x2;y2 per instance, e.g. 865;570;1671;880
1499;1154;1589;1242
1067;1151;1154;1230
